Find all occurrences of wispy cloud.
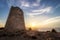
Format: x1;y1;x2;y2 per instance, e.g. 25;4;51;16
32;3;39;6
36;0;41;3
31;0;41;7
55;4;60;9
28;7;52;16
32;7;52;13
36;16;60;30
20;0;41;7
7;0;14;8
51;4;60;14
40;16;60;25
7;0;41;8
20;0;30;7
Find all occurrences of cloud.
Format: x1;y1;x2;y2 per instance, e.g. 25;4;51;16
28;7;52;16
36;0;41;3
32;7;52;13
7;0;31;8
55;4;60;9
37;16;60;31
40;16;60;25
32;3;39;6
20;1;30;7
7;0;15;8
7;0;42;8
52;4;60;12
6;0;26;8
31;0;41;7
20;0;41;7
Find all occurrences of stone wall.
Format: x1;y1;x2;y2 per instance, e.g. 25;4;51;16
5;6;25;32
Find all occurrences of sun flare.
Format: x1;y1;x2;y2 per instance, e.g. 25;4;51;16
28;22;38;30
31;22;36;27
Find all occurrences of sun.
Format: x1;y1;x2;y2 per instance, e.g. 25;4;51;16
26;21;39;30
31;22;36;27
29;22;37;30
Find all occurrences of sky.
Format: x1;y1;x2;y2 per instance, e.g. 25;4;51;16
0;0;60;31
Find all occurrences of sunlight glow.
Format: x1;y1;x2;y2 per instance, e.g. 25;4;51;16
30;22;36;27
40;16;60;25
27;22;38;30
26;16;60;30
0;23;5;28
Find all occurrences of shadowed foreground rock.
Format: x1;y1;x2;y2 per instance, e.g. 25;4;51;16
0;30;60;40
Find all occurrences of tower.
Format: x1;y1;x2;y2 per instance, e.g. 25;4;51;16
5;6;25;32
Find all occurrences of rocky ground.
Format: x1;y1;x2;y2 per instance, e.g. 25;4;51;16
0;30;60;40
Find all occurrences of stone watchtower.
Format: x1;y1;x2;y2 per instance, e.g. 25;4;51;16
5;6;25;32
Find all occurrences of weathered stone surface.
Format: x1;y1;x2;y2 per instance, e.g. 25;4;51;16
5;6;25;32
